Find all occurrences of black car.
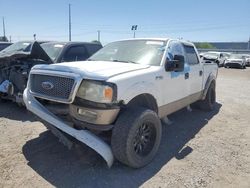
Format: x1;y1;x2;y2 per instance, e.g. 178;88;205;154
0;41;102;105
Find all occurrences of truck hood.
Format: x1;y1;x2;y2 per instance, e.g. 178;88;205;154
203;55;218;60
0;41;52;64
32;60;151;80
227;58;243;62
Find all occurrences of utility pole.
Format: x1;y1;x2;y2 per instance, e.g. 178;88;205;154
97;30;100;42
248;36;250;50
2;17;6;38
68;4;72;41
9;35;11;42
131;25;138;38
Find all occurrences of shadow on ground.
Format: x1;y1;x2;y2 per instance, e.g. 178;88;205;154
22;103;221;188
0;101;36;122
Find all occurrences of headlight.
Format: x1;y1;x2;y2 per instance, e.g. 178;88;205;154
76;80;116;103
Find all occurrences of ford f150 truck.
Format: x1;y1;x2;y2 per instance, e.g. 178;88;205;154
24;38;218;168
0;41;102;105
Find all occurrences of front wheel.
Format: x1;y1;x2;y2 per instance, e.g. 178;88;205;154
111;107;162;168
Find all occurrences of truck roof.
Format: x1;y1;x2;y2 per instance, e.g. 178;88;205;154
114;38;195;47
118;38;169;42
42;41;102;46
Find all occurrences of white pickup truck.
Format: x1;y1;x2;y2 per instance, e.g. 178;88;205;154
24;38;218;168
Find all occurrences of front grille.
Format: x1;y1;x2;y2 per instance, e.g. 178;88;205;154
30;74;75;100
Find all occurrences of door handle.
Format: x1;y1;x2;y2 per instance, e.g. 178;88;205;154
199;70;203;76
185;72;189;79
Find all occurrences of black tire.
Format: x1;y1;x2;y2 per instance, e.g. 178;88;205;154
111;107;162;168
215;60;220;66
0;97;8;103
198;82;216;111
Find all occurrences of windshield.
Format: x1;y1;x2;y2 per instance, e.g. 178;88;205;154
1;41;32;53
89;40;166;66
242;54;250;59
229;54;244;59
41;43;64;61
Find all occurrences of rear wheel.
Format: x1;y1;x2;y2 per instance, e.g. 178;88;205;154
0;97;8;103
198;82;216;111
111;107;162;168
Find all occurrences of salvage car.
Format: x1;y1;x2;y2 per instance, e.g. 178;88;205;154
200;51;227;67
0;41;102;105
224;54;246;69
0;42;13;52
241;54;250;66
24;38;218;168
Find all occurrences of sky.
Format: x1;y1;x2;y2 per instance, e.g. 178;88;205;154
0;0;250;44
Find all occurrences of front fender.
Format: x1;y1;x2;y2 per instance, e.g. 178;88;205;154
119;81;159;105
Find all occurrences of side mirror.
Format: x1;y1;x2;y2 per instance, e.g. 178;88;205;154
165;55;185;72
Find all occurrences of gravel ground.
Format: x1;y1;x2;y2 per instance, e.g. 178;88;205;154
0;68;250;188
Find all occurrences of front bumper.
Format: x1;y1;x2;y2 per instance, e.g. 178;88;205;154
224;62;243;68
23;88;114;167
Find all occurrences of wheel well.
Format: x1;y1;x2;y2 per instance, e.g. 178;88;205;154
210;80;216;87
126;94;158;113
202;78;216;100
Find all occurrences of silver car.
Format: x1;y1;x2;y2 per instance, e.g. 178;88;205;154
224;54;246;69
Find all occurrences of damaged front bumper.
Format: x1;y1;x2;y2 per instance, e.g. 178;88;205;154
23;88;114;167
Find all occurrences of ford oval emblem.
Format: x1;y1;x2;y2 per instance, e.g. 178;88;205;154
41;81;54;90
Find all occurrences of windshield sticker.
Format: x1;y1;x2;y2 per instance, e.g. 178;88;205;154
54;44;64;48
146;41;164;45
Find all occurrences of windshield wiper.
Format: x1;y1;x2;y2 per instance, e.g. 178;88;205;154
112;59;138;64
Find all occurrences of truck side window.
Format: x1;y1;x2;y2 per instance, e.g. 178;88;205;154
183;45;199;64
166;41;185;61
64;46;89;62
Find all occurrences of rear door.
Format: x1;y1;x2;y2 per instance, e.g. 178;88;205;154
183;44;203;96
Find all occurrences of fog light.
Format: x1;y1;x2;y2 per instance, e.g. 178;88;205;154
77;108;97;120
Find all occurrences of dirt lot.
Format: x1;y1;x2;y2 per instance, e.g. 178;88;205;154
0;68;250;188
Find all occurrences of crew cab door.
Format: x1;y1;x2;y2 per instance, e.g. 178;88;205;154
160;40;189;105
183;45;203;96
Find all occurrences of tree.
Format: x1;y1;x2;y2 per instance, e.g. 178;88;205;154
194;42;216;49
